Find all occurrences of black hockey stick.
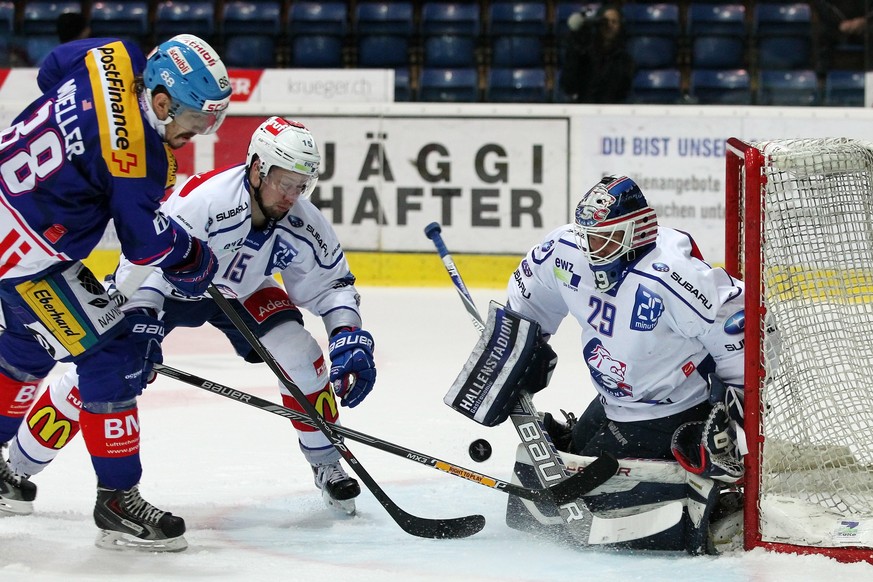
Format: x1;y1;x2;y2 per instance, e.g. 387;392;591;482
424;222;617;542
205;285;485;539
153;363;611;504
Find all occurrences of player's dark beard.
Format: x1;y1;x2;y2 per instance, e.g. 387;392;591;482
253;186;287;223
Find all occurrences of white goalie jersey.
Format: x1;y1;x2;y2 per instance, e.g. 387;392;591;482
507;225;745;423
117;163;361;333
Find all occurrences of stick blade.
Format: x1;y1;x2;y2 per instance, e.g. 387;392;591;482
398;512;486;539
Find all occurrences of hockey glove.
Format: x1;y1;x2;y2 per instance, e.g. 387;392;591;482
162;237;218;297
671;404;744;484
328;327;376;408
518;338;557;394
542;410;576;453
125;308;164;390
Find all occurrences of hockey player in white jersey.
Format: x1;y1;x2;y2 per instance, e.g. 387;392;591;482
4;117;377;551
449;175;746;553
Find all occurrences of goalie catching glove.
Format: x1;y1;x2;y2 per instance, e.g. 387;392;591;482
328;327;376;408
671;374;746;483
445;302;557;427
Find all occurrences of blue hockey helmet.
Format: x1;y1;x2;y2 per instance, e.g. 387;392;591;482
573;176;658;291
144;34;231;135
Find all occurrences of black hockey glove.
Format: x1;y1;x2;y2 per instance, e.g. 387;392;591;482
518;338;558;395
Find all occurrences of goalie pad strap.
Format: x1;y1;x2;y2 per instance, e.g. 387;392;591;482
444;301;540;426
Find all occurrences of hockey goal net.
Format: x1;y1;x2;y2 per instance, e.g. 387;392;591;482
726;138;873;563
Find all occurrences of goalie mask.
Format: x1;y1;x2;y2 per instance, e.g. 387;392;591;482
144;34;231;135
573;176;658;292
246;117;320;200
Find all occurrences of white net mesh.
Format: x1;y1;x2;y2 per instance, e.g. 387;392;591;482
752;138;873;548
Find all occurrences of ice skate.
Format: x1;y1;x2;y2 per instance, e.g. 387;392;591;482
93;484;187;552
0;442;36;516
312;461;360;516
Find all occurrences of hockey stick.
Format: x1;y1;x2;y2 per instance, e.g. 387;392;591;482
424;223;684;544
205;285;485;539
153;363;612;504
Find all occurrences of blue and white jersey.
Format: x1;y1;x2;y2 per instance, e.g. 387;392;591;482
507;225;745;422
120;164;362;334
0;38;185;283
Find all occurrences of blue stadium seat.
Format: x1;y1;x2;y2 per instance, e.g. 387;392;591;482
288;2;347;36
486;67;547;102
221;1;280;68
421;3;479;36
394;67;412;102
155;1;215;42
89;1;149;39
623;4;681;69
688;4;746;69
690;69;752;105
627;36;677;69
754;3;812;69
489;2;548;67
224;36;276;68
287;3;347;68
628;68;682;104
421;3;479;67
757;69;819;106
223;1;281;36
418;67;479;102
22;1;81;35
423;35;477;67
489;2;548;36
290;35;344;68
492;36;544;67
356;2;414;68
0;2;12;65
825;70;865;107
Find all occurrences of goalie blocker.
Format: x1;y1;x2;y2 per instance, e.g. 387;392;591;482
445;302;556;427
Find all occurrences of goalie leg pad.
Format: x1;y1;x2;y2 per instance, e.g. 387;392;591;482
444;302;543;426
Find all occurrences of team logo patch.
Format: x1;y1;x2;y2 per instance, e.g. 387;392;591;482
682;361;696;377
652;262;670;272
630;284;664;332
287;215;304;228
540;239;554;253
266;236;297;273
724;310;745;335
583;339;633;398
521;260;532;277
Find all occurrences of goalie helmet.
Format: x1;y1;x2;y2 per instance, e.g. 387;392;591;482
144;34;231;135
573;176;658;291
246;117;321;199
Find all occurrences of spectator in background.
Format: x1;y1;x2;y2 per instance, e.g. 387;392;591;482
813;0;872;71
57;12;90;43
559;4;635;103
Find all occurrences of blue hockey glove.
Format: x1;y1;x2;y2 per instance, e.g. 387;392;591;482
328;327;376;408
162;237;218;297
125;308;164;390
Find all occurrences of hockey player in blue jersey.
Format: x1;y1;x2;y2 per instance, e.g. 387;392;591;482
449;176;747;553
0;35;231;548
3;117;378;551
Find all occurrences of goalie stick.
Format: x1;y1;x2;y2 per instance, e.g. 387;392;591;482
153;363;615;504
205;285;485;540
424;222;684;545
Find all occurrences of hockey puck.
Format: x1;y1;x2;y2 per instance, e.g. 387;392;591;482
468;438;492;462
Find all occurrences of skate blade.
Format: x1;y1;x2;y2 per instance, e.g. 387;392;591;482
95;529;188;553
711;511;744;553
0;497;34;516
322;490;356;517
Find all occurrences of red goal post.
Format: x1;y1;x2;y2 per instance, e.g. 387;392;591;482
725;138;873;563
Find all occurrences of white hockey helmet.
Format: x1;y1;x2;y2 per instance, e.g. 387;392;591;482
246;117;321;199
